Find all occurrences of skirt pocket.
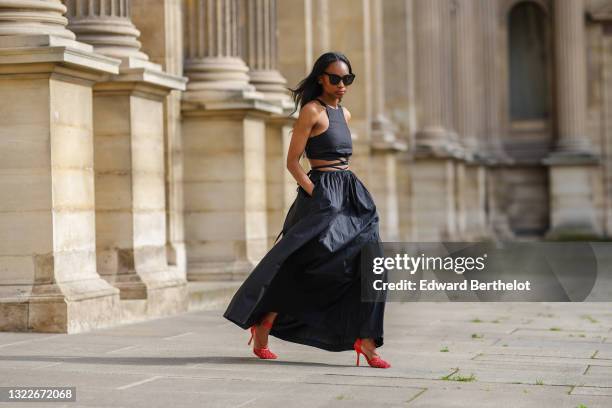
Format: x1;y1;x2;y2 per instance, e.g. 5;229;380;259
297;185;311;198
297;175;321;199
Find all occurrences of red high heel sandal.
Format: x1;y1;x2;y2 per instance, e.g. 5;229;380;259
247;320;278;359
353;338;391;368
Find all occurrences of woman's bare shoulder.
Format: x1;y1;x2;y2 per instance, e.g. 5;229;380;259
299;99;325;121
341;106;352;121
300;99;322;112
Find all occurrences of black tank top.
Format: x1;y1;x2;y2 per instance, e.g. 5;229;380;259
305;98;353;161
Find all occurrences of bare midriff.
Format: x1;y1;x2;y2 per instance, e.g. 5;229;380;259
308;157;350;171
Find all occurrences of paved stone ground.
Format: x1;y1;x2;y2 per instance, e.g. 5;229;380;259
0;302;611;408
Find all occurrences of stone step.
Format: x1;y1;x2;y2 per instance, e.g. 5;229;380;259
119;281;242;324
188;281;244;312
114;281;242;327
119;298;149;325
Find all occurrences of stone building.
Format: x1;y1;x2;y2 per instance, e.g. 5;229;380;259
0;0;611;333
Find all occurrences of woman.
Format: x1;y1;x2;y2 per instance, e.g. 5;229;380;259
223;52;390;369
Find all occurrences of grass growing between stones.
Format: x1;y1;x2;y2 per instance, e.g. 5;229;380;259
580;314;598;324
441;369;477;382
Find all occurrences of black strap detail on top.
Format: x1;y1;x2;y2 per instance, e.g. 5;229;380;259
309;157;349;171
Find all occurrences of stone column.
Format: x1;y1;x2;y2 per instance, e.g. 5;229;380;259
445;0;462;241
440;0;461;154
454;0;488;240
64;0;147;59
130;0;188;277
368;0;406;241
381;0;417;241
181;0;281;281
410;0;461;241
182;0;258;103
454;0;479;159
382;0;417;138
552;0;592;155
543;0;601;239
65;0;189;318
242;0;289;102
65;0;186;77
414;0;455;155
325;0;373;185
0;0;75;39
370;0;399;148
479;0;511;164
477;0;514;241
601;15;612;238
0;0;122;332
240;0;297;247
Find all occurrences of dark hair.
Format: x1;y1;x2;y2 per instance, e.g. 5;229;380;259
286;52;353;117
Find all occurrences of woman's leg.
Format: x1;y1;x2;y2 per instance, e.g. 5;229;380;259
253;312;278;349
359;338;384;359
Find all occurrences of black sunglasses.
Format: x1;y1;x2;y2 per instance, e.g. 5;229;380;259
322;72;355;86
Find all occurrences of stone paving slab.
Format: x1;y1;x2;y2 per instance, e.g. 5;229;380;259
478;345;600;359
572;386;612;397
403;383;602;408
594;349;612;358
1;302;612;407
474;353;612;367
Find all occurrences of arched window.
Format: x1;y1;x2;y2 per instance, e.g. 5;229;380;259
508;2;550;121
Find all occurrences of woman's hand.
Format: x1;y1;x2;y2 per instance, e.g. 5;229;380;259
305;182;316;196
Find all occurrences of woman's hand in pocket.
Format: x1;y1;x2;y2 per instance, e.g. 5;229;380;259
299;182;316;197
305;182;316;196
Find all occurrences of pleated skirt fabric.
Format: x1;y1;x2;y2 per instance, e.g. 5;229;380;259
223;169;385;352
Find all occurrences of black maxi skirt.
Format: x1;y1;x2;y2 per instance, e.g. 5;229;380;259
223;168;385;352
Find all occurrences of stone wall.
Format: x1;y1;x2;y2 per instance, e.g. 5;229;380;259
0;0;611;333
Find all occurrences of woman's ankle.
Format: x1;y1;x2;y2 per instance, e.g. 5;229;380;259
261;312;278;325
360;338;379;357
361;338;375;347
253;323;271;348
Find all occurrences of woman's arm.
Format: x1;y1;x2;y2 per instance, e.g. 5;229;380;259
286;103;320;196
